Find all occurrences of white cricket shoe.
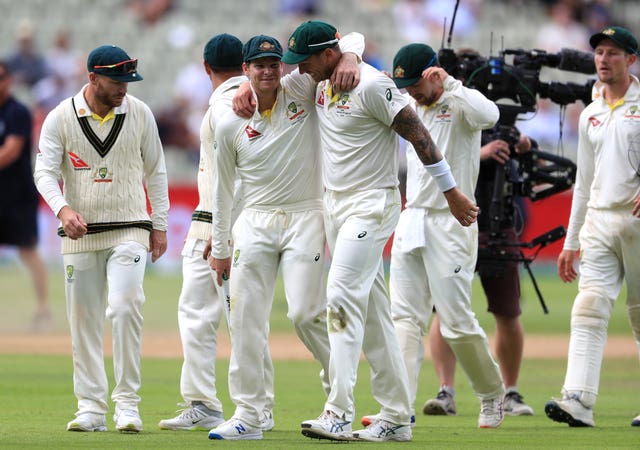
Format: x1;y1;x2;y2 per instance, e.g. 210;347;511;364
503;391;534;416
301;410;354;441
261;410;275;431
360;413;416;428
208;417;263;440
631;414;640;427
545;395;594;427
158;401;224;430
478;396;504;428
423;389;457;415
114;409;143;433
66;412;107;432
353;417;412;442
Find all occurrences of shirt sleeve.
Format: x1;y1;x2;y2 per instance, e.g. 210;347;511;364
339;32;365;61
360;70;409;127
211;113;240;259
444;76;499;130
33;109;68;217
563;110;594;250
140;103;170;231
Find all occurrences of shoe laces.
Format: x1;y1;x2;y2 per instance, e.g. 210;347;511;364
436;390;452;402
319;410;349;432
480;398;502;416
175;403;206;420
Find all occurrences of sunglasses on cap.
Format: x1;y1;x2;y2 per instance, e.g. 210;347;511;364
93;58;138;74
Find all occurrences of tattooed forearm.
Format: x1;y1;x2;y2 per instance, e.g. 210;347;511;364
391;106;442;165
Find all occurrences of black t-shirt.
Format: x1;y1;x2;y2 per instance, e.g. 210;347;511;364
0;96;38;212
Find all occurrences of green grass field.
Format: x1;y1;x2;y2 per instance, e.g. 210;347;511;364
1;264;638;448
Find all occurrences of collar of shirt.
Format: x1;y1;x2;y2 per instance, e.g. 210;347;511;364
73;84;129;120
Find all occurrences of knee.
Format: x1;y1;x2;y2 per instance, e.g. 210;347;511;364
109;287;145;316
571;291;611;330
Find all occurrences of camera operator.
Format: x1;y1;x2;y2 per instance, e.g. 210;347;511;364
546;25;640;429
424;126;536;418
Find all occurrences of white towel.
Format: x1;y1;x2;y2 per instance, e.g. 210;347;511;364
395;207;426;252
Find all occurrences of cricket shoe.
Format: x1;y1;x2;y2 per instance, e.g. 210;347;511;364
631;415;640;427
353;417;412;442
66;412;107;432
208;417;262;440
360;413;416;428
478;396;504;428
301;410;354;441
503;391;534;416
545;395;594;427
261;410;275;431
114;409;143;433
423;389;457;415
158;401;224;430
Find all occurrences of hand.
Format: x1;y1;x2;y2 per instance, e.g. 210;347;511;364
209;256;232;286
421;67;447;87
149;230;167;263
557;249;579;283
330;52;360;92
58;206;87;240
443;187;479;227
514;133;532;154
480;139;510;164
232;80;255;119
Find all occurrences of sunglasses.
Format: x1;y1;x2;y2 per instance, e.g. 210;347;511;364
93;59;138;75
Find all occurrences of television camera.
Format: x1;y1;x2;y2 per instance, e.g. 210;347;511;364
438;0;598;312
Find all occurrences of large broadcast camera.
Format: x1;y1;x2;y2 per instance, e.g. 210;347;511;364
438;0;598;312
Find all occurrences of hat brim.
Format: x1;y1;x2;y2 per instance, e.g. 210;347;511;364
245;52;282;62
590;33;636;54
393;76;420;89
281;51;312;65
101;72;143;82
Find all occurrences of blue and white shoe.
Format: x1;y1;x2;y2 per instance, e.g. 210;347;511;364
301;410;354;441
353;417;412;442
208;417;262;440
360;413;415;428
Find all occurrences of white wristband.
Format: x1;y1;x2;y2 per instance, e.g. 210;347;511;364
424;158;457;192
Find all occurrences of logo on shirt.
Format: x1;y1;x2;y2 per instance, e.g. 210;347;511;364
435;104;452;121
93;167;113;183
245;125;262;140
588;116;601;127
386;88;392;101
317;90;325;107
624;104;640;119
68;152;90;170
287;101;308;122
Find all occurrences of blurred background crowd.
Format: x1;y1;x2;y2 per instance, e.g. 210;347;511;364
1;0;637;179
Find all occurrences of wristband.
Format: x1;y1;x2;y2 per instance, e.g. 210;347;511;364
424;158;456;192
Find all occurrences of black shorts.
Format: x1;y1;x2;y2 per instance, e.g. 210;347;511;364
476;228;521;318
0;202;39;247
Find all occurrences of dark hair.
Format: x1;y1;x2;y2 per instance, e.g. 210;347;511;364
0;60;10;75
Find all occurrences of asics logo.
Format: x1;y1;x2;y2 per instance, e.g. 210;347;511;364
357;231;367;239
134;255;141;263
331;421;350;433
454;265;461;273
377;424;404;437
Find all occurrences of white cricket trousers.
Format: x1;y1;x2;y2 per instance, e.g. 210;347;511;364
323;187;412;425
63;241;147;415
228;208;331;428
563;208;640;406
390;209;504;409
177;238;275;413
